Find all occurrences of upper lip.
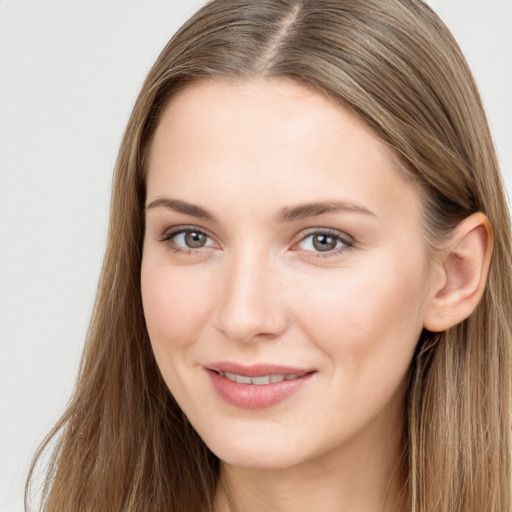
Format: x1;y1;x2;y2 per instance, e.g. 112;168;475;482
206;361;315;377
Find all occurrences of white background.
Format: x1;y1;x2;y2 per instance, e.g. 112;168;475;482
0;1;510;511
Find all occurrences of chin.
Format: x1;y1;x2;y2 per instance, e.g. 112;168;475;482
197;424;315;470
216;446;304;470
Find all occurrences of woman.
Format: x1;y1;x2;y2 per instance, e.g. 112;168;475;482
26;0;512;511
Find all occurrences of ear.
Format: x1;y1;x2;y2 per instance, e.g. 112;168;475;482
423;212;493;333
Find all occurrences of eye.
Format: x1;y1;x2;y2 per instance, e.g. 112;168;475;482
161;227;217;253
296;230;352;255
175;230;210;249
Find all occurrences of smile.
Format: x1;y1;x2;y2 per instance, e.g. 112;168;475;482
216;371;309;385
206;363;315;409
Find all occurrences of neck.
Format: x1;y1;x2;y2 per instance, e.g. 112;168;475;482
213;406;408;512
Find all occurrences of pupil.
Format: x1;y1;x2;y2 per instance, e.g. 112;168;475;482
185;231;206;248
313;234;336;252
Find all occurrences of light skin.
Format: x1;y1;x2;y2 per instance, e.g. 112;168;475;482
141;78;492;512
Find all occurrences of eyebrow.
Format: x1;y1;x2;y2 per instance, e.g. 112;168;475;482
273;200;376;222
145;197;216;221
145;197;376;222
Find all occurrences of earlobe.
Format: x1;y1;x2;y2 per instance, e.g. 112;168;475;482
423;212;494;333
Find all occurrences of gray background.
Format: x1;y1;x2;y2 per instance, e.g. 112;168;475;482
1;1;511;511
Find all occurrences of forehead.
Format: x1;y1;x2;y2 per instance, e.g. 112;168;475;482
146;78;423;228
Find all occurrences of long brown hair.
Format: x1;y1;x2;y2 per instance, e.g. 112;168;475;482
26;1;512;510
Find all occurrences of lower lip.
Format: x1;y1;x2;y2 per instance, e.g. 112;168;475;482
207;370;314;410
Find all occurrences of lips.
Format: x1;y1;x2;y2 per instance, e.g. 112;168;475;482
219;371;308;385
206;362;315;409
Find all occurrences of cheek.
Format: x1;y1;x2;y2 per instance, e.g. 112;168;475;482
141;259;216;360
289;253;429;374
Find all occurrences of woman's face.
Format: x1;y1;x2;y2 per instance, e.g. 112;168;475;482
141;78;437;469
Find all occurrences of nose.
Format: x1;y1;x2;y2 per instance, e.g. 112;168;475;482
213;250;288;344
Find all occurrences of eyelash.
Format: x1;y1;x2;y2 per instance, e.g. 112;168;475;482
159;226;216;256
295;228;354;258
159;226;354;258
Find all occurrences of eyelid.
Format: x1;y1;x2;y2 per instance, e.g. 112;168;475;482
158;225;354;257
292;227;354;257
159;225;220;253
160;225;208;241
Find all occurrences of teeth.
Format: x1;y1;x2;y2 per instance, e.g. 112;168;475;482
218;371;305;385
251;375;270;385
